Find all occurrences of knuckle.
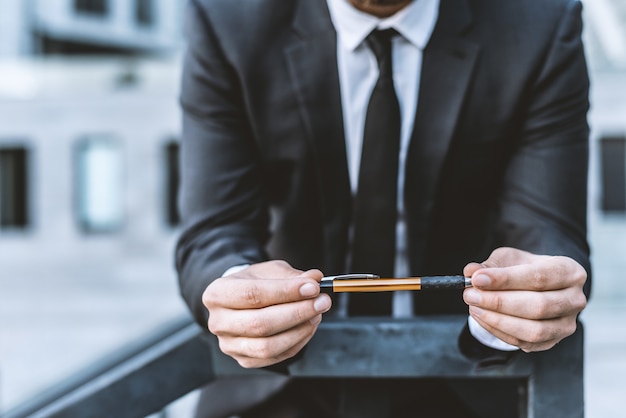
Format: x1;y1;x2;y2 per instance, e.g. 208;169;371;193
273;259;291;270
533;299;553;319
247;316;270;337
202;282;220;308
492;247;509;258
558;257;587;284
526;325;547;344
573;293;587;312
243;285;263;307
492;294;504;312
293;305;310;324
249;339;273;359
207;316;221;335
564;323;577;338
217;338;234;357
573;266;588;285
530;269;546;291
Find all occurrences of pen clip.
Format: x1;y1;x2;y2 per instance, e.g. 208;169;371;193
321;274;380;281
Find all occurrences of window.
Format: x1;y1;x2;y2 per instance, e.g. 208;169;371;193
0;147;30;228
135;0;155;26
164;141;180;226
75;136;124;232
74;0;108;16
600;135;626;213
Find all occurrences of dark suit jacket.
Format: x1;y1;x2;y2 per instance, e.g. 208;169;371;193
176;0;591;328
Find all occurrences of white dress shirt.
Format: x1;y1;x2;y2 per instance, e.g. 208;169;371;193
326;0;518;351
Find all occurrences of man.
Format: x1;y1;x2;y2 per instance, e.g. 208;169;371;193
176;0;591;416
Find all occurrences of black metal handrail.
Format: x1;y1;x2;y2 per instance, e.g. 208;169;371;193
4;315;584;418
4;315;213;418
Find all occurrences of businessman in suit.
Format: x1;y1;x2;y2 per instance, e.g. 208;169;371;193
176;0;591;416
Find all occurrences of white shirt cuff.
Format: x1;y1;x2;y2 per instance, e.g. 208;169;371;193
223;264;250;277
468;315;519;351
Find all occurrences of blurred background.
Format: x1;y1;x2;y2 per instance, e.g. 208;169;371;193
0;0;625;416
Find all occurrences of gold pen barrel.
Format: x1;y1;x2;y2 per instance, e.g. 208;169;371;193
331;278;422;292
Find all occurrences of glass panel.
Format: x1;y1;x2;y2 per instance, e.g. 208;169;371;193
75;136;124;232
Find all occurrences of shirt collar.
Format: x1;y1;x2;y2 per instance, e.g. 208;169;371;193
326;0;440;51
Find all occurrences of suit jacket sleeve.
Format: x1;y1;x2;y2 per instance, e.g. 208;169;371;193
176;0;271;326
494;0;591;298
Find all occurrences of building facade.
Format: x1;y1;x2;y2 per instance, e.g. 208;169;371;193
0;0;184;288
0;0;183;57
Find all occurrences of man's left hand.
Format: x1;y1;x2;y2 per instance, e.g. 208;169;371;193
463;247;588;352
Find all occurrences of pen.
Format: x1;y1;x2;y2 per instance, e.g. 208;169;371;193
319;274;472;293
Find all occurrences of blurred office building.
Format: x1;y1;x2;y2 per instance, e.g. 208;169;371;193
0;2;186;408
0;0;183;270
0;0;185;408
0;0;182;56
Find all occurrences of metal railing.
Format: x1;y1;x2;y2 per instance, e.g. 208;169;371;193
4;316;213;418
4;315;584;418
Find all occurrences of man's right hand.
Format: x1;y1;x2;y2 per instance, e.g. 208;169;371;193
202;260;332;368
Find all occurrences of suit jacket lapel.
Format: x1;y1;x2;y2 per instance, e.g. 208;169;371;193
284;0;351;273
405;0;480;272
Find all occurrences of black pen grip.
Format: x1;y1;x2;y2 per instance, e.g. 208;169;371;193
319;281;334;294
419;275;467;290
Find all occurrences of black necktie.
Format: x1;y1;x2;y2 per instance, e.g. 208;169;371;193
349;29;401;316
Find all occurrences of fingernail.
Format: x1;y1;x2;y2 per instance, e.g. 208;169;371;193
473;274;491;287
314;295;331;312
464;289;481;305
470;306;484;318
310;314;322;326
300;283;318;297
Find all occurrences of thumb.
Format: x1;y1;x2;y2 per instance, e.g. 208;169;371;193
463;262;484;278
482;247;533;268
464;247;533;278
299;269;324;282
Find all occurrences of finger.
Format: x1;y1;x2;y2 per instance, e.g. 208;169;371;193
219;315;323;369
471;256;587;291
244;261;324;281
480;247;534;268
463;287;587;320
226;335;313;368
245;259;304;278
470;313;563;353
204;276;321;309
209;294;332;337
301;269;324;282
218;316;319;366
229;322;320;369
469;306;578;352
463;262;484;278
